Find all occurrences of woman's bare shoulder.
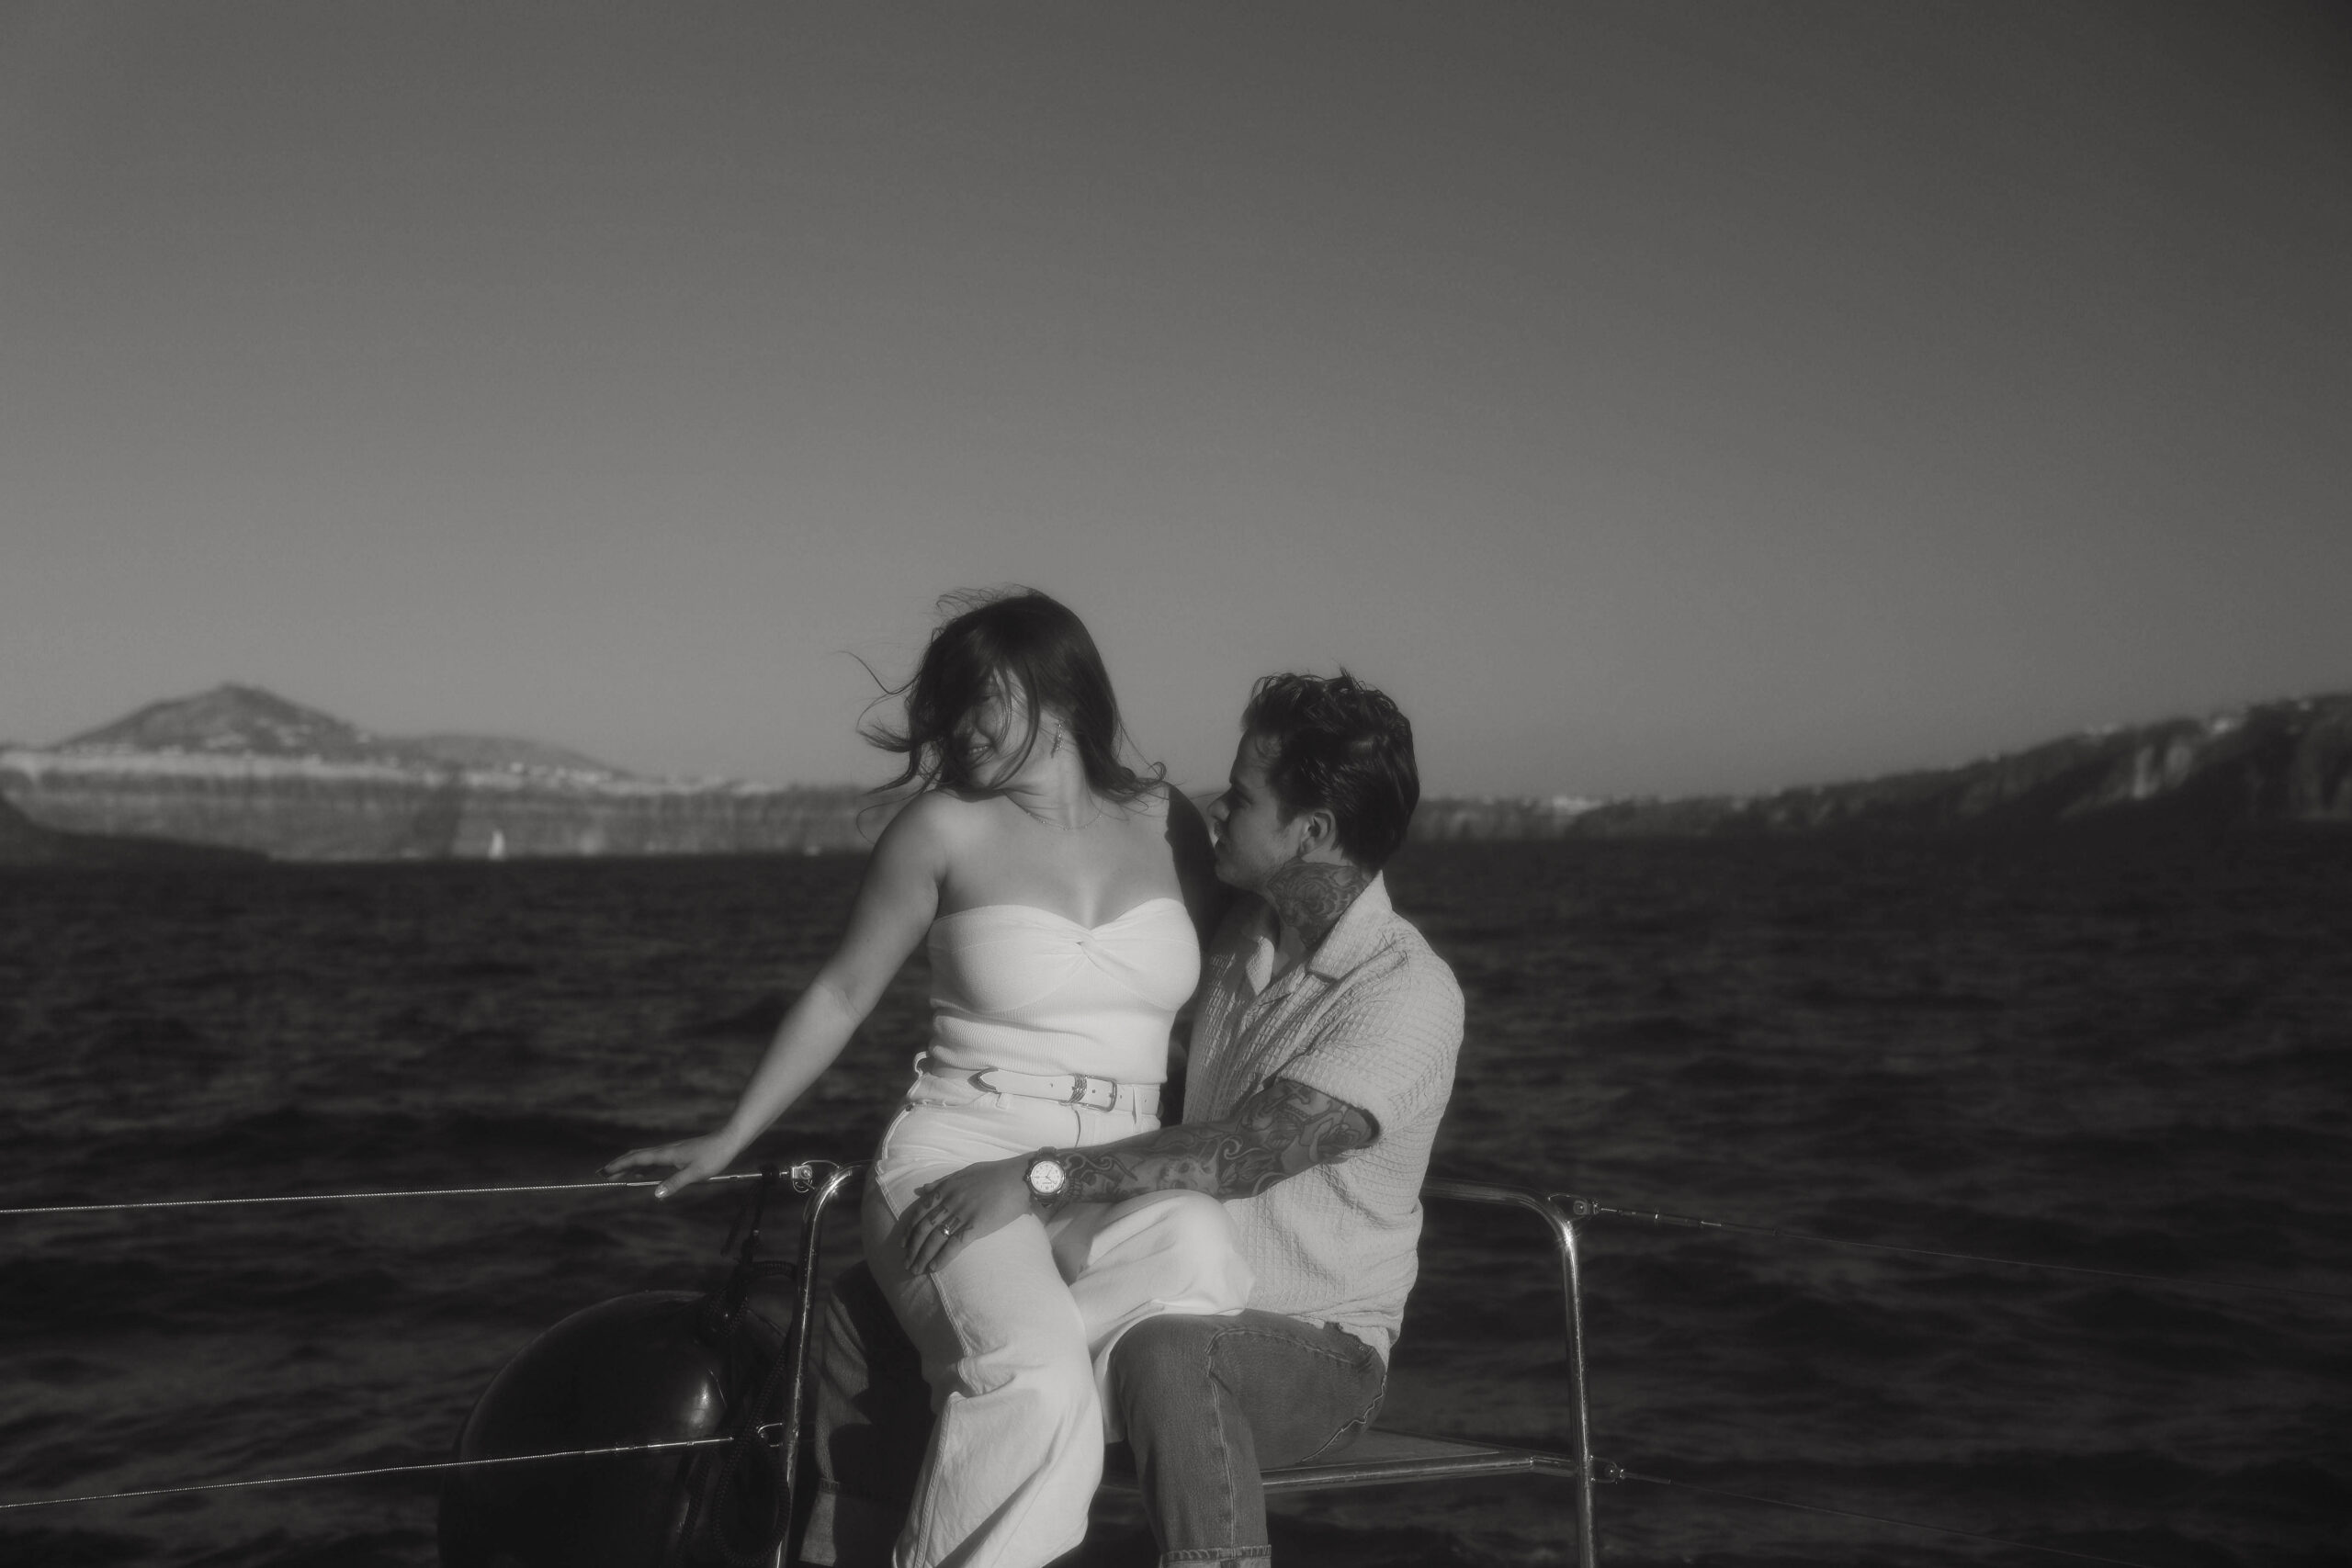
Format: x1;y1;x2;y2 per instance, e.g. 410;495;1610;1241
876;788;992;859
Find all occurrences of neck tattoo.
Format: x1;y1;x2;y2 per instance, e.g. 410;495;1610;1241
1262;859;1373;953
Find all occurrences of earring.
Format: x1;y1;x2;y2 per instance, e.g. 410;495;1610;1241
1049;730;1064;756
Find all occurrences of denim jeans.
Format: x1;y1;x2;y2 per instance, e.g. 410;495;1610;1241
1105;1313;1386;1568
803;1266;1385;1568
804;1260;931;1568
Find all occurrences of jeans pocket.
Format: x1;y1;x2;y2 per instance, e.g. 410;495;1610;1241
870;1102;919;1184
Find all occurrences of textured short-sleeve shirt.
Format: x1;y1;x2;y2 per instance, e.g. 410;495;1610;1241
1186;873;1464;1360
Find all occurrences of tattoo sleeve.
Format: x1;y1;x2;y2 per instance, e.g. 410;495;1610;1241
1051;1076;1378;1206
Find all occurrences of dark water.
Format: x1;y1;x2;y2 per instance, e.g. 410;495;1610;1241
2;838;2346;1567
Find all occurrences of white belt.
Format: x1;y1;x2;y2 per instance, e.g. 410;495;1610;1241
918;1055;1159;1115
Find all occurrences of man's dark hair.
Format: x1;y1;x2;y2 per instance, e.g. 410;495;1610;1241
1242;671;1419;869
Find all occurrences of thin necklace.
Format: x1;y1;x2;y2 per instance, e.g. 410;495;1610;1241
1011;790;1103;832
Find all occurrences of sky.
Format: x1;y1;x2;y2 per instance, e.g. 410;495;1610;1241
4;2;2347;798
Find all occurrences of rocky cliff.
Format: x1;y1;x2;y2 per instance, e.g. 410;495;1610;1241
0;790;80;865
2;686;882;862
1429;693;2352;840
1411;795;1608;841
7;685;2345;862
0;780;264;868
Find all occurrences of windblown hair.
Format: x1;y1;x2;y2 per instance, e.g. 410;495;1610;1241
865;588;1159;803
1242;671;1419;868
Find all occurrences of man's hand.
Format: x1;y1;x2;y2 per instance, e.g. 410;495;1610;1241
899;1155;1037;1273
890;1077;1375;1270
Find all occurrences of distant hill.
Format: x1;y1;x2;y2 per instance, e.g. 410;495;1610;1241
4;684;872;862
62;684;625;777
1424;692;2352;841
6;684;2346;862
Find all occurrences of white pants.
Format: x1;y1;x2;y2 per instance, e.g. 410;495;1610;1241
864;1076;1254;1568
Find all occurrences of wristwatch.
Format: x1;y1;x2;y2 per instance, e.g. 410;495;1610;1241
1024;1152;1069;1204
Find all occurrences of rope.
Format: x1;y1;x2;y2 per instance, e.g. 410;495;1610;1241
1580;1200;2352;1303
1618;1468;2160;1567
0;1172;764;1219
0;1430;784;1515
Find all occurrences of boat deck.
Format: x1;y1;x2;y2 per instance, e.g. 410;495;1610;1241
1105;1426;1583;1495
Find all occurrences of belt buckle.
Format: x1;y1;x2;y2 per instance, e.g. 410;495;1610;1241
1067;1073;1092;1107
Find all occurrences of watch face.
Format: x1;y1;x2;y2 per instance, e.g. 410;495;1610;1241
1028;1157;1067;1195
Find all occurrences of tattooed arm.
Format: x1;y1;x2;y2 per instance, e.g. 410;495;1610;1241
1055;1075;1376;1204
897;1076;1377;1272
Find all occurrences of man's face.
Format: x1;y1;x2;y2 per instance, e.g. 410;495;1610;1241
1207;733;1308;891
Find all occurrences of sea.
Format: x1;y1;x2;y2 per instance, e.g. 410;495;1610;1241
2;835;2346;1567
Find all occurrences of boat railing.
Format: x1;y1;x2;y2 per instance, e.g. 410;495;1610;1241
2;1160;2340;1566
766;1164;1607;1563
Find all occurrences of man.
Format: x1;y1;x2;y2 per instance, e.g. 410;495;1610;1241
805;672;1464;1568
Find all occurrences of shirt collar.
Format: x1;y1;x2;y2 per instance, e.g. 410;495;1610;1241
1217;896;1281;995
1216;871;1392;990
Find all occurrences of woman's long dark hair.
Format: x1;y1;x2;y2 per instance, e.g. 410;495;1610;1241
864;589;1159;804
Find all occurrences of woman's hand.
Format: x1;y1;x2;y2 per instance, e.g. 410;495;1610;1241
603;1131;743;1201
899;1156;1037;1273
602;796;946;1210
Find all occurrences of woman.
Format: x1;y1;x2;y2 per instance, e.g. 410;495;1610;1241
606;589;1250;1568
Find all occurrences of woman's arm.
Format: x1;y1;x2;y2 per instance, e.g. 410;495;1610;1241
604;794;954;1198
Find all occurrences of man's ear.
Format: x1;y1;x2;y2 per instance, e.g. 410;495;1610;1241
1295;806;1341;859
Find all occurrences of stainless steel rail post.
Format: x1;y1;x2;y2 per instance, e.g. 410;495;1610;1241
1421;1179;1600;1568
775;1160;865;1568
1558;1194;1599;1567
766;1168;1601;1566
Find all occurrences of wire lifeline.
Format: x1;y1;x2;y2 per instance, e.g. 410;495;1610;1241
0;1430;786;1515
1617;1468;2161;1568
0;1171;767;1219
1573;1198;2352;1303
14;1179;2342;1303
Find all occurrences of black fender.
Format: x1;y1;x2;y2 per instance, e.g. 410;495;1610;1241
436;1280;796;1568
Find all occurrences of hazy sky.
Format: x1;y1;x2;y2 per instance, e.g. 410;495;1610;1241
5;3;2347;796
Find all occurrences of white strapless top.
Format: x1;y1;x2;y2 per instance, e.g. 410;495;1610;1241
924;897;1201;1084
